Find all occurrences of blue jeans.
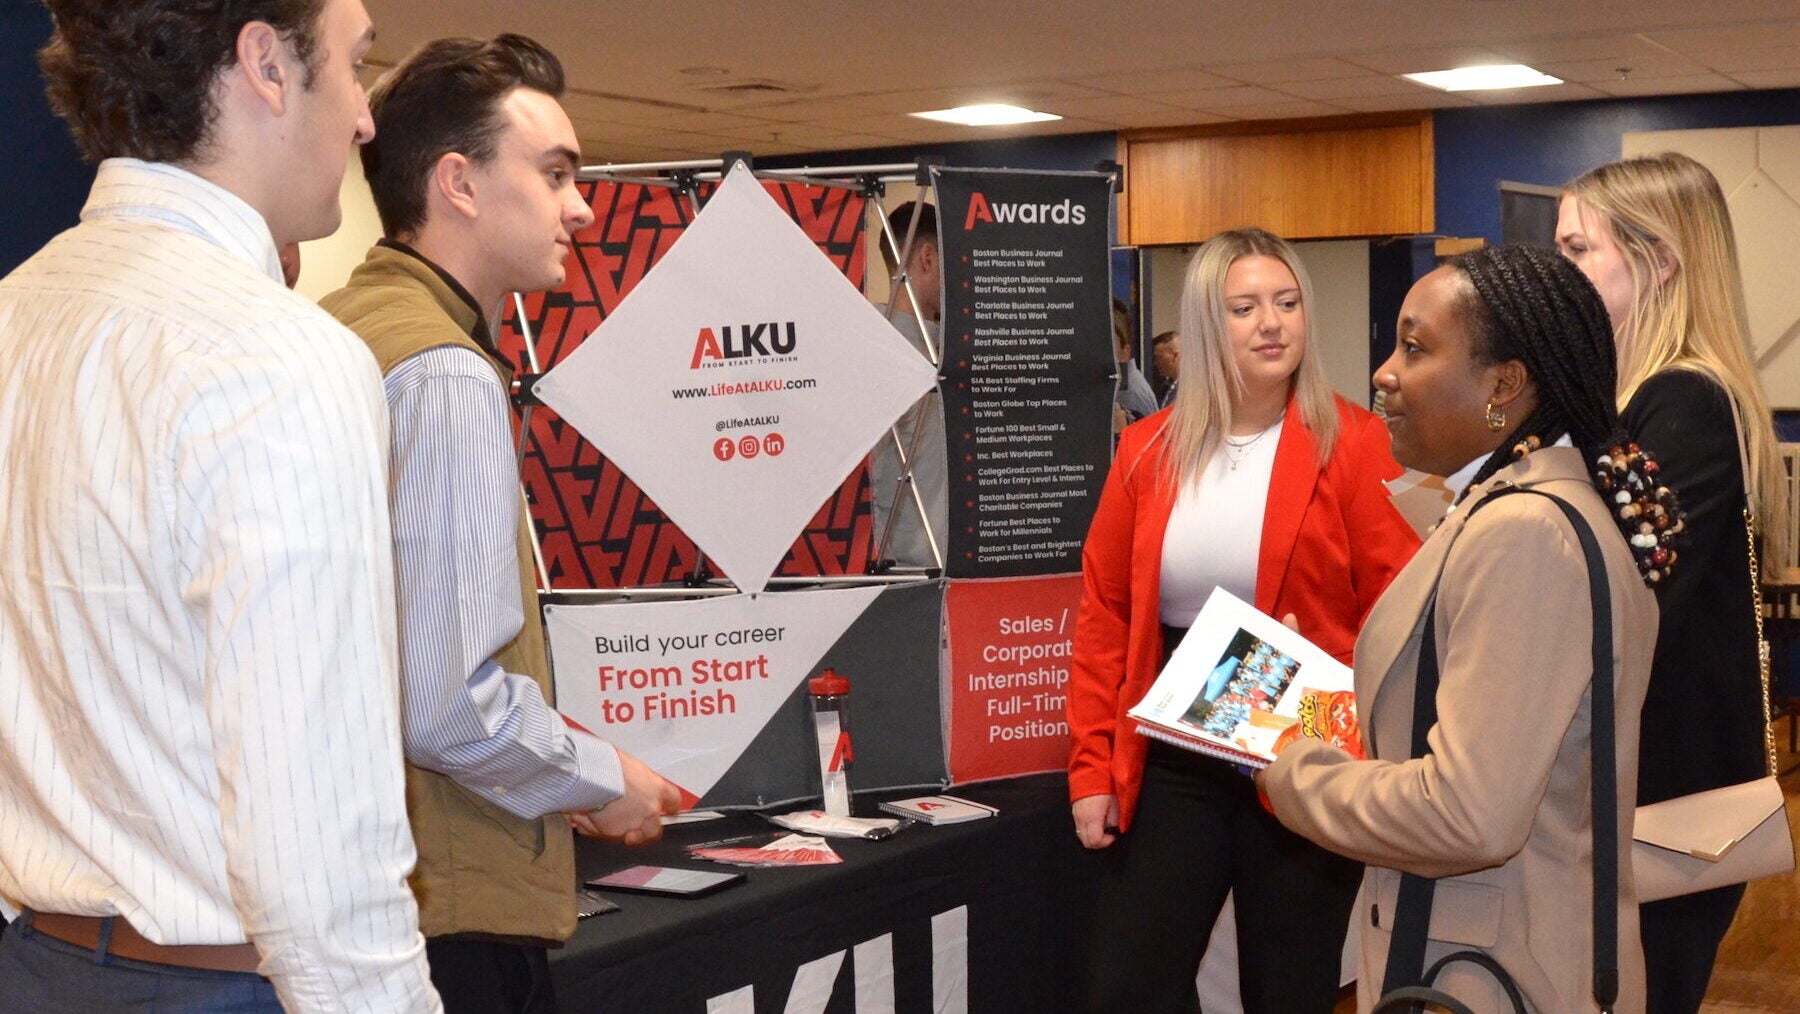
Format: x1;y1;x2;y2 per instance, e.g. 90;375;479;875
0;911;280;1013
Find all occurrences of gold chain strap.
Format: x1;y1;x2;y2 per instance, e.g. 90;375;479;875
1745;507;1777;777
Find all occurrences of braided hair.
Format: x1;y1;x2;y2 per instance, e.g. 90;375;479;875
1449;245;1685;585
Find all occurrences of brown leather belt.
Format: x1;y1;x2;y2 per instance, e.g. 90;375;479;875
26;911;263;974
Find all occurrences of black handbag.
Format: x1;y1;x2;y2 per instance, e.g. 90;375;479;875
1373;487;1621;1014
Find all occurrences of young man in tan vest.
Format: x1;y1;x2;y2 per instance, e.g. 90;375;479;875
321;34;680;1013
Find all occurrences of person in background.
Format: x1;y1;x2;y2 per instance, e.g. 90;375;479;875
0;1;438;1011
321;34;679;1014
1560;151;1791;1014
1114;296;1160;423
1260;245;1670;1013
870;200;948;568
1152;328;1181;406
1069;228;1419;1013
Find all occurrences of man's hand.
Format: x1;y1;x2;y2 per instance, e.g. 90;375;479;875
1072;793;1120;850
568;750;681;845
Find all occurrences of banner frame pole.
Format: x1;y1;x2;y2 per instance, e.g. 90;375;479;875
519;157;949;595
869;165;947;573
670;169;720;588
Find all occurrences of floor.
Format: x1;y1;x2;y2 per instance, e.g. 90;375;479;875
1700;725;1800;1013
1332;723;1800;1014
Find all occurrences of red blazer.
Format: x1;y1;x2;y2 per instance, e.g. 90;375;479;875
1066;395;1420;830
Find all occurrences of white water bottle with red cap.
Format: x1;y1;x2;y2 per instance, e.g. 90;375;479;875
809;668;854;816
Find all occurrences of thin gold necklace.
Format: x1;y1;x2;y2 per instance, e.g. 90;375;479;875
1223;426;1273;470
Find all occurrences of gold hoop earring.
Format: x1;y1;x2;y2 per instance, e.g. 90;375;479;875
1484;401;1506;431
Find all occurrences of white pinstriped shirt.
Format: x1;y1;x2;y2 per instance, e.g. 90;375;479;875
383;334;622;817
0;159;439;1012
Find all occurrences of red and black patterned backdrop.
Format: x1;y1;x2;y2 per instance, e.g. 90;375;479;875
497;179;874;589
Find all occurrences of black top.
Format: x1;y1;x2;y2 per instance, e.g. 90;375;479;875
1623;368;1765;805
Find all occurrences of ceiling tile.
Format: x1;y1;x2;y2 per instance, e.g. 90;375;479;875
704;122;890;147
1490;34;1676;65
1281;76;1436;100
1462;82;1609;105
1692;47;1800;73
1731;68;1800;89
1225;100;1354;121
841;82;1106;116
1144;85;1295;110
1334;92;1476;112
1536;53;1710;84
733;96;894;122
999;80;1119;102
559;97;696;129
1589;74;1746;98
1343;46;1511;75
805;114;962;142
633;110;789;133
1207;57;1377;84
1643;22;1800;54
963;115;1117;138
1071;67;1241;93
1037;95;1229;129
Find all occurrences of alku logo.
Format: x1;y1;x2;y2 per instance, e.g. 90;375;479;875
690;322;799;369
963;191;1087;229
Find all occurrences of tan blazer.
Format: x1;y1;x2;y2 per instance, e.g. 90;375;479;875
1262;448;1657;1013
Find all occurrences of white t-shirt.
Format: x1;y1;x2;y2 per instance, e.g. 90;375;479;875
1158;419;1284;626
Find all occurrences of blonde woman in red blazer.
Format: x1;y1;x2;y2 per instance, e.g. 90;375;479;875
1068;229;1419;1014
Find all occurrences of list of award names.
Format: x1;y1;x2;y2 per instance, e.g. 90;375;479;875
961;246;1096;567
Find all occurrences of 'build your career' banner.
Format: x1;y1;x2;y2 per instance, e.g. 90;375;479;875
934;168;1115;578
547;583;946;808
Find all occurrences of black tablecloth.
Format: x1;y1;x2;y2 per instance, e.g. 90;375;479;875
552;773;1097;1012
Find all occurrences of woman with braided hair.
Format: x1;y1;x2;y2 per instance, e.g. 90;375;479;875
1258;245;1680;1013
1559;153;1788;1013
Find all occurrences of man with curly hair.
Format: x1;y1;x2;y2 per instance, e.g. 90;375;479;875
0;2;439;1011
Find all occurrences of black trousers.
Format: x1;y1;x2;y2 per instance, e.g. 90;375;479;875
1083;741;1361;1014
426;937;556;1014
1640;882;1745;1014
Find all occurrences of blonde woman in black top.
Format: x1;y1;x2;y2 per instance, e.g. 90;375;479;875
1559;151;1790;1014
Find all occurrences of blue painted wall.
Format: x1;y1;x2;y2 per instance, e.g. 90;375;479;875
1;3;95;276
1435;88;1800;245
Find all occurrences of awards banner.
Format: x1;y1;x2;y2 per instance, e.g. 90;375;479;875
500;177;877;588
536;165;938;593
934;168;1115;578
547;582;946;808
943;575;1082;783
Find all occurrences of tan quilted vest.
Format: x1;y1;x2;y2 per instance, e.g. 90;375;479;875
322;243;574;943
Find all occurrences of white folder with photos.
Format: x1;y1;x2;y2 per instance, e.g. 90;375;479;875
1127;587;1363;770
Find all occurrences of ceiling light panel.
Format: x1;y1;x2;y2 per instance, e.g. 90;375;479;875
909;103;1062;126
1402;64;1563;91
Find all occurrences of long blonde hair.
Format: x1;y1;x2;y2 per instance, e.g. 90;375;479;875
1153;228;1338;489
1564;152;1790;567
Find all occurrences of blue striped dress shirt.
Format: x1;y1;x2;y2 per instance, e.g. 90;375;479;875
383;340;623;817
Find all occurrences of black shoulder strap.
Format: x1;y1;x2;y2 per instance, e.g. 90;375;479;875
1379;487;1619;1013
